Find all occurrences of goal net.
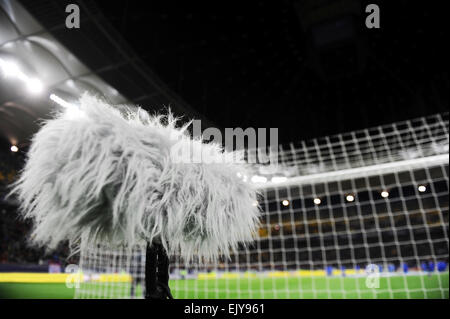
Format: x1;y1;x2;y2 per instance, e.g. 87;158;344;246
74;113;449;299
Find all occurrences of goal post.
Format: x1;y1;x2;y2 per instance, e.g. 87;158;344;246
74;113;449;299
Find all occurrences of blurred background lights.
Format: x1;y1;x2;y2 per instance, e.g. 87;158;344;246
0;59;21;78
381;190;389;198
251;175;267;183
49;94;75;109
346;194;355;202
282;199;289;206
313;197;321;205
418;185;427;192
66;79;75;87
10;145;19;152
271;176;288;183
26;78;44;94
0;58;44;94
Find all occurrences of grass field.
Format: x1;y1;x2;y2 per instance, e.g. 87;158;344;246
0;272;448;299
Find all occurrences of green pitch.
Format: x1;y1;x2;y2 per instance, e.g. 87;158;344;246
0;273;448;299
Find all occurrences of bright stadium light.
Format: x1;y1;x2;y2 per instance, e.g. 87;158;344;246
49;93;76;109
49;94;83;120
346;194;355;202
313;197;321;205
381;190;389;198
0;59;21;78
271;176;288;183
26;78;44;94
282;199;289;207
0;58;45;94
252;201;258;207
10;145;19;152
66;79;75;87
251;175;267;184
418;185;427;192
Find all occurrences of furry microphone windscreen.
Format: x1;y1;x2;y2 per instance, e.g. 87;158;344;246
11;94;260;262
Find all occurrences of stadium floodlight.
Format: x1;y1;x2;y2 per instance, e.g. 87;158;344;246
26;78;44;94
313;197;322;205
0;58;45;94
10;145;18;152
0;59;21;78
345;194;355;202
282;199;290;206
251;175;268;183
271;176;288;183
418;185;427;192
49;93;76;109
381;190;389;198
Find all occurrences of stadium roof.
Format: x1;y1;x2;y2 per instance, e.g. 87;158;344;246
0;0;212;149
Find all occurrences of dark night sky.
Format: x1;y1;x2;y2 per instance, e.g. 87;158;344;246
75;1;449;145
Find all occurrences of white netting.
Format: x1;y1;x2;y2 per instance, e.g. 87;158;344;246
75;113;449;299
75;244;146;299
